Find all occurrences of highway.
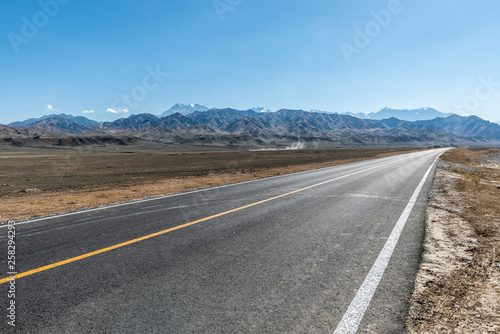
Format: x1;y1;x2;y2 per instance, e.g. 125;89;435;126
0;148;448;333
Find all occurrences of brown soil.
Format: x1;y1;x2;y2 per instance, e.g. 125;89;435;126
407;148;500;333
0;147;426;222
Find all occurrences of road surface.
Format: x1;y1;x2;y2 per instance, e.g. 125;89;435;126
0;148;448;333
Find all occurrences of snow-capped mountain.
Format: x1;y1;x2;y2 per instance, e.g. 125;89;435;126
250;107;272;113
370;107;455;121
310;109;335;114
355;107;455;121
161;103;209;116
341;111;369;118
342;108;454;121
315;108;453;121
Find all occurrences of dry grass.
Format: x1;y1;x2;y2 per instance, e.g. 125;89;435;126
408;148;500;333
0;147;426;222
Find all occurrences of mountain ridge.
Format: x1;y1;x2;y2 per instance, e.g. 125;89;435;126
341;107;455;121
161;103;209;116
4;107;500;147
378;115;500;141
9;113;101;128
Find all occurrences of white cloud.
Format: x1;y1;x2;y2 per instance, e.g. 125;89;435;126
106;107;129;114
82;110;95;114
46;104;59;112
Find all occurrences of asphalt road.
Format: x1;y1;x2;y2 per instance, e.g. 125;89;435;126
0;148;448;333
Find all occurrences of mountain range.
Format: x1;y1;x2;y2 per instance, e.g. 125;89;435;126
339;107;455;121
3;106;500;148
378;115;500;142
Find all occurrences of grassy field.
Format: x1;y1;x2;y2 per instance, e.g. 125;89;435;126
0;146;426;222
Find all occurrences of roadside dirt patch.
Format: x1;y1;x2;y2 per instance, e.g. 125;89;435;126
407;148;500;333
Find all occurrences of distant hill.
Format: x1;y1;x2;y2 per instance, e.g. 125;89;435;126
161;103;209;116
21;115;93;135
8;115;53;127
9;113;101;128
99;113;162;132
378;115;500;141
0;124;45;136
0;123;140;147
342;107;455;121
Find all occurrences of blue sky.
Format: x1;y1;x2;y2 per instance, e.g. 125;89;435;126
1;0;499;124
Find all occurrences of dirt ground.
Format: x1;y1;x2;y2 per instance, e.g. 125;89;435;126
407;148;500;333
0;146;425;222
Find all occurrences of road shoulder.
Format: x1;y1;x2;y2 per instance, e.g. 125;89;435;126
407;148;500;333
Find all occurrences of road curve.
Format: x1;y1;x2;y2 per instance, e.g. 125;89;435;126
0;148;448;333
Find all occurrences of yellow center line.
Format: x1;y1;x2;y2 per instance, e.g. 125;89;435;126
0;158;401;285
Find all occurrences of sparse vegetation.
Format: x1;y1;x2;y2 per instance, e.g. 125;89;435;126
408;148;500;333
0;146;427;222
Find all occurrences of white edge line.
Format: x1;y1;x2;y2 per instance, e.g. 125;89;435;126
333;150;446;334
0;149;438;228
